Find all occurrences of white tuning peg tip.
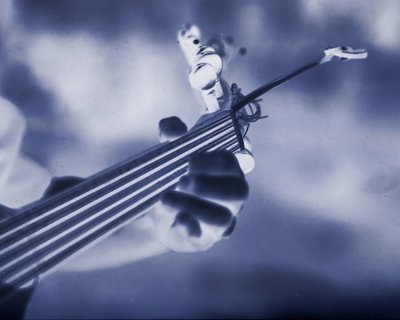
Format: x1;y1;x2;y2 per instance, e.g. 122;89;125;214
189;63;218;91
322;46;368;63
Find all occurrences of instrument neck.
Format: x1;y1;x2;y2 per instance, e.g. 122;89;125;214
0;110;243;289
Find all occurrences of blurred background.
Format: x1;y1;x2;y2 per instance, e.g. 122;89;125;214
1;0;400;318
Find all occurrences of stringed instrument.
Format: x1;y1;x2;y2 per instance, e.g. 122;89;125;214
0;45;367;312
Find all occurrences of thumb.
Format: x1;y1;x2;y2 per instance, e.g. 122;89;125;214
235;137;255;175
159;116;188;143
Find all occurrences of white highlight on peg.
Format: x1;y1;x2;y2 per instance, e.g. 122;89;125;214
321;46;368;64
235;137;255;174
188;63;220;112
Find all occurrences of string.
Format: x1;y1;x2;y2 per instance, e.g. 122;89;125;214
232;60;321;113
0;116;234;251
0;128;236;270
0;111;234;237
0;123;237;270
6;139;241;288
0;120;241;284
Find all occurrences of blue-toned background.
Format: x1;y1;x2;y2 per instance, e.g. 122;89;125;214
1;0;400;318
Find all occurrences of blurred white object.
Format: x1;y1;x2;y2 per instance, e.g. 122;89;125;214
196;46;223;75
0;98;51;207
322;46;368;63
188;63;220;111
178;24;255;174
235;137;255;175
178;24;223;113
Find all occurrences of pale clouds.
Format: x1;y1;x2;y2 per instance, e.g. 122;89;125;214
249;80;400;273
22;31;203;175
302;0;400;51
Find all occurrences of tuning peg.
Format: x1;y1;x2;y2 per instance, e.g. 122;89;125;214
196;46;223;75
178;24;228;113
322;46;368;63
190;46;224;101
189;63;221;113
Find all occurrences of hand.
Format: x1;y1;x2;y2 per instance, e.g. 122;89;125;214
149;116;250;253
31;117;251;262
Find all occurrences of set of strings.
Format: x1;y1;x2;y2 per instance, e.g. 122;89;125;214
0;112;241;288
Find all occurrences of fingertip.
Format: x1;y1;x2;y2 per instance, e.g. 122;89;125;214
43;176;84;198
235;150;255;175
159;116;188;142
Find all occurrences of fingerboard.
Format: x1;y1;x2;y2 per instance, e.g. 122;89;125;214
0;110;243;290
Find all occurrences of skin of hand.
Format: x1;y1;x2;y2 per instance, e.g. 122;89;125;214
0;113;247;320
150;116;249;252
1;115;250;273
50;116;249;270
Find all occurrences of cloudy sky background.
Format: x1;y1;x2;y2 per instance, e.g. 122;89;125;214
1;0;400;318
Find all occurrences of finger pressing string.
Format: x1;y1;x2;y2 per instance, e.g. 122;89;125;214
178;174;248;200
161;190;232;227
189;150;244;177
